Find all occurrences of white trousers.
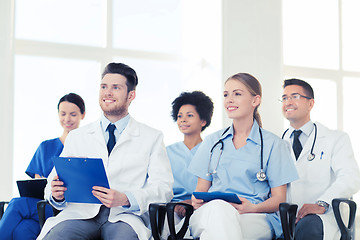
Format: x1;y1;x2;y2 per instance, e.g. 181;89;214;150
189;200;273;240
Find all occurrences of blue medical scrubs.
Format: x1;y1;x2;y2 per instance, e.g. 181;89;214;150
188;121;299;238
0;138;63;240
167;142;200;202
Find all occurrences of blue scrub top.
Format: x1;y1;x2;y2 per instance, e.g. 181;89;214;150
26;138;64;178
167;141;200;202
188;121;299;238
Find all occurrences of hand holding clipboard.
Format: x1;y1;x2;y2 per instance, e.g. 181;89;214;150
53;157;110;204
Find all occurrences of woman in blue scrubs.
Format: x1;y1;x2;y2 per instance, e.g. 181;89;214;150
0;93;85;240
188;73;299;240
167;91;213;217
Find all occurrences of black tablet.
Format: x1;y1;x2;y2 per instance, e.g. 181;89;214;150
193;191;242;204
17;179;47;199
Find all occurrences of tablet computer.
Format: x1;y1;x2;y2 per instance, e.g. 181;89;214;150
193;191;242;204
53;157;110;204
17;179;47;199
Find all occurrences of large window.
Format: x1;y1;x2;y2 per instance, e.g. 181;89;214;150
13;0;222;194
283;0;360;201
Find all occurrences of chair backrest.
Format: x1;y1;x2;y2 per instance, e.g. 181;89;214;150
0;201;9;220
36;200;61;229
279;202;298;240
166;202;194;240
149;202;195;240
149;203;167;240
332;198;357;240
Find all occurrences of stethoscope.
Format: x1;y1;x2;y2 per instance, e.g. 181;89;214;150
207;126;267;182
281;123;317;161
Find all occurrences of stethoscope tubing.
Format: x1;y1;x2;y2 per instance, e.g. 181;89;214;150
208;126;266;181
281;123;317;161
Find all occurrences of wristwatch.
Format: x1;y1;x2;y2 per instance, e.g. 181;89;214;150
316;200;329;213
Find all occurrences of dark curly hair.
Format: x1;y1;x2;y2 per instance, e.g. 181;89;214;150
171;91;214;132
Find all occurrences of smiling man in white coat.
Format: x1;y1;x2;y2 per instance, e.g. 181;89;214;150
37;63;173;240
281;78;360;240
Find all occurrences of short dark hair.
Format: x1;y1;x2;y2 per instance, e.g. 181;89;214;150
58;93;85;114
171;91;214;132
283;78;314;99
102;63;138;92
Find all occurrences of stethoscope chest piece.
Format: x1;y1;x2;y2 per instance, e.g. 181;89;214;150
307;153;315;161
256;170;266;181
282;123;318;162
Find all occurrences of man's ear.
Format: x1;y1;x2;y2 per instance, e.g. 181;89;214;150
201;120;206;127
308;98;315;111
128;90;136;101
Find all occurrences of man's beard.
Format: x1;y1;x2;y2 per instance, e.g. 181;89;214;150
102;105;127;117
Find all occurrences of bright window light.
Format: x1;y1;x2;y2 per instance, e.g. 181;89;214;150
306;78;337;129
13;55;101;194
15;0;106;47
283;0;339;69
342;0;360;72
113;0;182;53
343;77;360;162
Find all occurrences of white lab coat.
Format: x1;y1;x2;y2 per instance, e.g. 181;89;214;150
284;122;360;240
37;117;174;240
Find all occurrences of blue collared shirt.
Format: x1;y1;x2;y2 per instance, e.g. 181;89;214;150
288;120;314;147
100;114;130;143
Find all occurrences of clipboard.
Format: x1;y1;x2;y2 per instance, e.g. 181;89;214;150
53;157;110;204
17;179;47;199
193;191;242;204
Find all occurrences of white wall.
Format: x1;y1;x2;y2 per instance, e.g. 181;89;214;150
0;0;284;199
222;0;283;134
0;0;14;200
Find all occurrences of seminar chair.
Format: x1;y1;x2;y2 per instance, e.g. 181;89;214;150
149;202;287;240
0;201;9;220
279;198;357;240
36;199;60;229
149;202;196;240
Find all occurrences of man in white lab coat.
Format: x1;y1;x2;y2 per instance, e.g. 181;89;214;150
37;63;173;240
281;78;360;240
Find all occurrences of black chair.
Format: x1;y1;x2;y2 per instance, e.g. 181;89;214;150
279;199;357;240
149;202;196;240
332;198;357;240
149;203;167;240
150;202;287;240
0;201;10;220
279;203;298;240
37;200;61;229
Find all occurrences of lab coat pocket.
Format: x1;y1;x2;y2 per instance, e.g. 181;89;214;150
306;153;330;185
108;152;149;190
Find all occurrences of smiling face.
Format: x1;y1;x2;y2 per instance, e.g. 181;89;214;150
99;73;135;122
58;101;85;133
223;78;260;121
282;84;314;129
176;104;206;136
